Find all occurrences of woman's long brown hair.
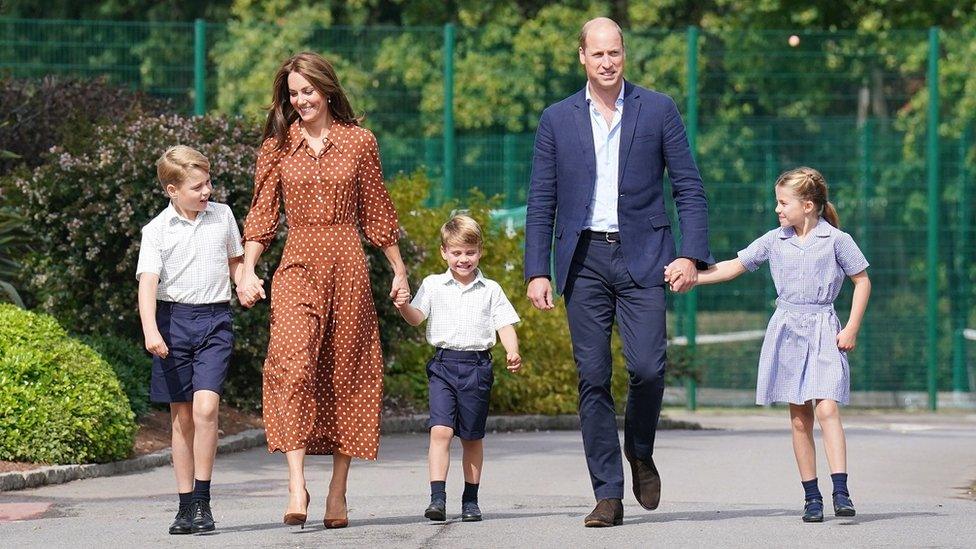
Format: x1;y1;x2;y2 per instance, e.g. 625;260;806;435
261;51;360;150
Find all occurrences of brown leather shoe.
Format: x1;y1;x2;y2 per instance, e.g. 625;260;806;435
626;452;661;510
583;498;623;527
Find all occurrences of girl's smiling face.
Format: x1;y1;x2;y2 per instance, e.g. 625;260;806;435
774;184;815;229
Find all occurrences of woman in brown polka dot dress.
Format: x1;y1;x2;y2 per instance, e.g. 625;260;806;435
238;52;409;528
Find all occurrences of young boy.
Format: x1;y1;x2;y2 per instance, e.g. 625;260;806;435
394;214;521;522
136;145;245;535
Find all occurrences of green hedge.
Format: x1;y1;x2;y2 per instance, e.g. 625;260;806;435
80;334;152;418
0;304;136;464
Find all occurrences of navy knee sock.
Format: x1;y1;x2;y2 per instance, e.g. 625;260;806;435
430;481;446;502
192;479;211;504
801;478;822;501
462;482;479;503
830;473;849;497
178;491;193;511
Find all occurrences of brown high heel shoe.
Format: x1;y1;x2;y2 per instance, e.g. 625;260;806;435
283;488;310;528
323;496;348;529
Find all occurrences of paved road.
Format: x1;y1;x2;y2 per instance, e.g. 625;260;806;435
2;411;974;548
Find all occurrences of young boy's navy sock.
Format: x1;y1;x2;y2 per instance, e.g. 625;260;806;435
462;482;479;503
801;478;822;500
830;472;849;497
178;491;193;511
430;481;447;502
192;479;211;504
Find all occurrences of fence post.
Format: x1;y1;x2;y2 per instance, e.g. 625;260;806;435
442;23;456;202
684;25;700;410
858;118;874;390
925;27;940;410
952;124;971;392
503;134;517;208
194;18;206;116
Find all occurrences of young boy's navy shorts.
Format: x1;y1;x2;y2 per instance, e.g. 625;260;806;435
150;301;233;403
426;348;494;440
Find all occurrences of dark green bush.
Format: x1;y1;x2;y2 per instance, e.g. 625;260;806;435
0;76;172;176
79;334;152;418
0;304;136;464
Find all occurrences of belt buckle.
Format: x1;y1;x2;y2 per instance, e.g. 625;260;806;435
605;232;619;243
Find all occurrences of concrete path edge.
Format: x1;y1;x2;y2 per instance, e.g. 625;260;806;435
0;414;700;492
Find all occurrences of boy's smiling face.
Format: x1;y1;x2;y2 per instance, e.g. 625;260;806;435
441;243;482;283
167;167;212;220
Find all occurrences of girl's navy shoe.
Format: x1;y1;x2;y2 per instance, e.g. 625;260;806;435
833;493;856;517
802;498;824;522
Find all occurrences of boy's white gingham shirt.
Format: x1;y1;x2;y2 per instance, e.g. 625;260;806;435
136;202;244;304
410;269;521;351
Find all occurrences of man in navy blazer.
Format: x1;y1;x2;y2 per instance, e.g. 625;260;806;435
524;17;713;527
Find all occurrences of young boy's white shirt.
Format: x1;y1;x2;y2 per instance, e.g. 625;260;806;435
410;269;520;351
136;202;244;304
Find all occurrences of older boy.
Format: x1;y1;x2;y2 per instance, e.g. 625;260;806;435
394;214;521;522
136;145;245;534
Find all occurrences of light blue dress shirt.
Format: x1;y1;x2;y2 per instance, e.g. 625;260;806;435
584;83;625;232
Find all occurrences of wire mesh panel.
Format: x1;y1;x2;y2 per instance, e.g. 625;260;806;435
0;17;197;111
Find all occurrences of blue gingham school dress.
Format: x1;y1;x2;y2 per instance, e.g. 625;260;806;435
737;218;870;405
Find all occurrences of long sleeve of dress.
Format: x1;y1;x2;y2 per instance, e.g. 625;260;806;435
243;138;283;248
355;130;400;248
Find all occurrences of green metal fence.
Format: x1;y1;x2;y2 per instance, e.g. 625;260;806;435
2;18;974;408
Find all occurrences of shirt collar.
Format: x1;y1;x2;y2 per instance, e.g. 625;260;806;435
164;201;212;225
585;82;625;109
439;268;486;288
778;217;832;239
288;119;350;156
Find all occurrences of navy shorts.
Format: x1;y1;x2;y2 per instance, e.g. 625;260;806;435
426;348;494;440
150;301;233;403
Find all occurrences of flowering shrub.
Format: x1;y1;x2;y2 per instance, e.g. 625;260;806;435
0;76;171;176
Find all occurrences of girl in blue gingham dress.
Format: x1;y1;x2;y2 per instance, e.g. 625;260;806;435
666;167;871;523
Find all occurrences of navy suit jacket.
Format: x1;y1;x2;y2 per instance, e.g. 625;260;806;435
524;81;714;294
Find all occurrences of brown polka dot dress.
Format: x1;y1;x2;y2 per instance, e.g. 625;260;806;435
243;120;399;460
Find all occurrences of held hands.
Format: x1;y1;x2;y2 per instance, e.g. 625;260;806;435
144;329;169;359
236;270;266;308
392;287;411;309
389;272;410;305
663;258;698;293
506;352;522;373
836;326;858;351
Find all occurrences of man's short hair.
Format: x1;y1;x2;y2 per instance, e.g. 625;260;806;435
440;214;483;249
578;17;625;52
156;145;210;189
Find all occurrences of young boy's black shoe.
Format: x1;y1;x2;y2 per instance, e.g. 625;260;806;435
169;506;193;535
190;500;216;533
832;493;856;517
425;498;447;521
802;498;824;523
461;501;482;522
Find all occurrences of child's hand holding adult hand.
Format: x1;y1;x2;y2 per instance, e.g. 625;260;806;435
145;330;169;358
392;287;411;308
506;352;522;373
237;271;265;308
836;327;857;351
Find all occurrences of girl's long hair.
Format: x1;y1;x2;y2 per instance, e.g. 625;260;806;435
261;51;360;150
775;167;840;227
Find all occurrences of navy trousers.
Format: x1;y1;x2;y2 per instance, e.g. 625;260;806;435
563;232;668;500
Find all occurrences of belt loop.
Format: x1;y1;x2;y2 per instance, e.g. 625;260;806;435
435;348;445;360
